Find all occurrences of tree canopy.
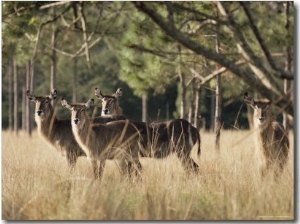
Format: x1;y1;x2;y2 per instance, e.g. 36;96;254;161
2;1;294;130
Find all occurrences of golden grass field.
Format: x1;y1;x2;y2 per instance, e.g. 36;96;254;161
2;129;294;220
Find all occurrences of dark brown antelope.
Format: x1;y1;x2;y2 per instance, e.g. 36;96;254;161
95;87;201;173
61;98;143;180
244;92;289;177
26;89;91;173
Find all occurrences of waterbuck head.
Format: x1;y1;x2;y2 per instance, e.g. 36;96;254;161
26;89;57;120
94;87;123;116
244;92;272;130
61;98;94;127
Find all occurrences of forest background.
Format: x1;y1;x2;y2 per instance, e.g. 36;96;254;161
2;2;294;135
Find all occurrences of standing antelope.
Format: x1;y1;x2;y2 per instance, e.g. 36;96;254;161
95;87;123;116
244;92;289;177
92;87;127;124
26;89;90;173
61;98;143;180
95;87;201;173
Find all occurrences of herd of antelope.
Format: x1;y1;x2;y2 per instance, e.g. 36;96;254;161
26;88;290;180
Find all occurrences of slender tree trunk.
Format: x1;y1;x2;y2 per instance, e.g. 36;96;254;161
283;1;292;134
30;60;35;131
50;12;57;103
188;83;194;124
73;58;78;102
178;45;186;119
193;82;201;129
210;89;215;132
8;58;13;131
214;24;222;152
26;61;32;136
214;74;222;151
22;68;26;130
179;72;186;119
13;58;18;135
142;94;147;122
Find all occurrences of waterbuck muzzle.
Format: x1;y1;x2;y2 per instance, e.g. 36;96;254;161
74;118;80;125
37;109;44;116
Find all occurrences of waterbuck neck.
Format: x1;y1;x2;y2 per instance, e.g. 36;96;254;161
71;110;95;157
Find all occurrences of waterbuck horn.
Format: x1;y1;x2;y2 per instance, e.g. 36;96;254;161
61;98;72;110
95;88;104;99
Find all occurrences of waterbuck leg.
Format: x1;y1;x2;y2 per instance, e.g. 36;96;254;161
90;159;98;179
178;152;199;174
117;158;131;179
98;160;106;180
67;153;78;173
130;158;142;179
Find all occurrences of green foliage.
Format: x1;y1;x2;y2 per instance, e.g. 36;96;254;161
1;1;294;129
115;6;179;97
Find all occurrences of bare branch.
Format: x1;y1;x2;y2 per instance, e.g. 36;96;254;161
129;42;246;86
78;2;91;69
39;1;70;10
240;2;293;80
40;3;73;27
165;2;175;30
128;44;168;58
133;2;293;116
31;25;42;61
216;2;283;95
52;36;103;59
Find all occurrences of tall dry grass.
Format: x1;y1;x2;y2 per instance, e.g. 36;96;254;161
2;129;294;220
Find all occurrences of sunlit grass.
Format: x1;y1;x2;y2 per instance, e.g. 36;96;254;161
2;129;294;220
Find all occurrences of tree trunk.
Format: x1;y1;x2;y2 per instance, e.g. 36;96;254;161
142;94;147;122
188;83;194;124
178;45;186;119
13;58;18;135
210;89;215;132
22;69;26;131
193;82;201;129
50;10;57;105
214;22;222;152
73;58;78;102
179;72;186;119
26;61;32;136
283;1;292;134
8;58;13;131
30;60;35;131
214;74;222;151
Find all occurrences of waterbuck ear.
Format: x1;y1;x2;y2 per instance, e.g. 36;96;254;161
95;88;104;99
85;99;94;109
50;89;58;100
61;98;72;110
26;90;36;101
115;88;123;99
244;92;255;107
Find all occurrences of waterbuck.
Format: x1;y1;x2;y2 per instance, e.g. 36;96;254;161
244;92;289;177
26;89;89;173
95;87;201;173
95;87;123;116
61;98;143;180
